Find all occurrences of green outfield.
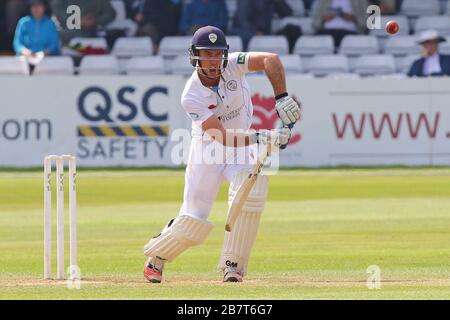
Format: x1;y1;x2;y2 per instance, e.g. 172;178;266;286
1;168;449;300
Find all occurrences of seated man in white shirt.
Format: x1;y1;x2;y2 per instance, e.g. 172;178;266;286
313;0;368;47
408;29;450;78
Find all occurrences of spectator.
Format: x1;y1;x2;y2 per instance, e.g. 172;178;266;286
124;0;145;19
125;0;182;53
5;0;28;51
368;0;396;14
313;0;368;47
0;2;6;51
408;30;450;77
395;0;403;13
303;0;316;12
232;0;294;50
179;0;228;35
50;0;116;45
13;0;60;56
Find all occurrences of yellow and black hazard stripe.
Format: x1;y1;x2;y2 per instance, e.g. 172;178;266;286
77;125;169;137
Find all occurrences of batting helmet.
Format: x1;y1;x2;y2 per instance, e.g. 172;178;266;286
189;26;229;73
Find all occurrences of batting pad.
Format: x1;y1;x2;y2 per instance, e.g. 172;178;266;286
218;170;268;276
144;215;214;262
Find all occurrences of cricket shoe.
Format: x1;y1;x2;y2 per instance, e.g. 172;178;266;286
223;267;243;283
144;257;165;283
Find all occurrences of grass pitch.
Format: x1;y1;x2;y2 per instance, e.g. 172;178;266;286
0;168;449;299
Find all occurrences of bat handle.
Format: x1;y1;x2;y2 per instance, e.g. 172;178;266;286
280;123;294;150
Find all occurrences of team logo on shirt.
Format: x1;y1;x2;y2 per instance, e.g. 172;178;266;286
209;33;217;43
218;105;243;123
226;80;238;91
237;53;246;64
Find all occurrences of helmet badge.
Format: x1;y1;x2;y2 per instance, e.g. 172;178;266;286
209;33;218;43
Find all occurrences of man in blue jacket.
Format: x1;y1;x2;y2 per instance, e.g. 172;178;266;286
13;0;60;56
231;0;293;50
125;0;181;53
408;29;450;77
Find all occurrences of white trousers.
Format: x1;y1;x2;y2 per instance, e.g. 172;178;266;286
179;139;256;220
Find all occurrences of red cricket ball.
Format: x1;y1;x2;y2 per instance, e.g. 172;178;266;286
386;20;399;35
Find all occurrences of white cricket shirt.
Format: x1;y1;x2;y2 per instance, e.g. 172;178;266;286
423;53;442;76
181;52;254;138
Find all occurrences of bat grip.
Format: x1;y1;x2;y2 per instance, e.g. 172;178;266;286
280;123;294;150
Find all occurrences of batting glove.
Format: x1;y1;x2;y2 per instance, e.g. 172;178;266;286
275;95;302;127
254;128;291;152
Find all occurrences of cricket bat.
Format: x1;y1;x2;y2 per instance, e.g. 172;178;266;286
225;124;293;232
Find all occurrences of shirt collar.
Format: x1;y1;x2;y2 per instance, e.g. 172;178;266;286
193;71;222;98
427;53;440;60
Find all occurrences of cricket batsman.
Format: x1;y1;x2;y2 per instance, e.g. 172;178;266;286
143;26;302;283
